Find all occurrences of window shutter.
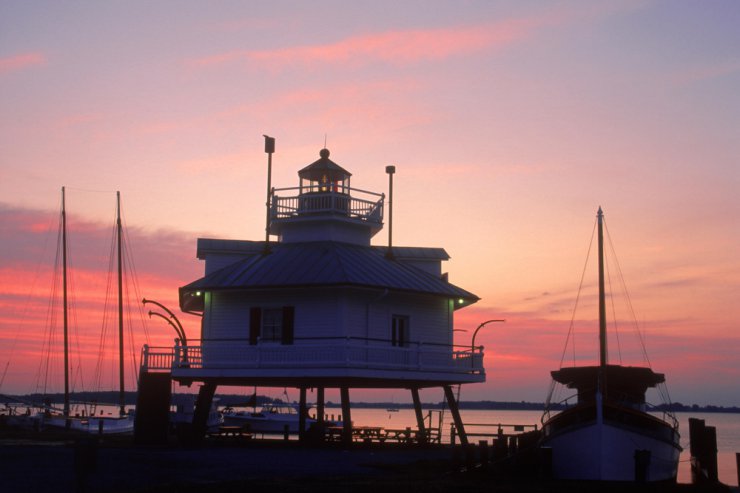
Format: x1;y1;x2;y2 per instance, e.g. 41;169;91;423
281;306;294;345
249;307;262;345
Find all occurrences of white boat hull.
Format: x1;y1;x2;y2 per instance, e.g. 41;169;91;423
542;420;681;481
170;411;223;432
222;412;316;433
40;414;135;435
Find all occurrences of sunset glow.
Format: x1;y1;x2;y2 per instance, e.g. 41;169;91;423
1;1;739;406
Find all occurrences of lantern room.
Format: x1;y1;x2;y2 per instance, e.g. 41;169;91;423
268;149;384;245
298;148;351;194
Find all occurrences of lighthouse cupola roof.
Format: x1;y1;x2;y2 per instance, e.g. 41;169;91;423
298;148;351;193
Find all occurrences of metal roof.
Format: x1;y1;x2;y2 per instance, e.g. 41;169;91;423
180;241;477;309
196;238;264;260
298;149;352;181
373;246;450;261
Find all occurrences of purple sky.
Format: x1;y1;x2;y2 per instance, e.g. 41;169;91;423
1;1;739;405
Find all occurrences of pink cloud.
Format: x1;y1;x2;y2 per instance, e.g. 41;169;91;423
186;3;651;74
0;52;46;75
187;16;550;71
144;77;429;146
188;50;246;68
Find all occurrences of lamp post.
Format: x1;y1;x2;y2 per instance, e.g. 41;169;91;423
471;319;505;352
469;319;505;374
142;298;187;345
147;311;185;342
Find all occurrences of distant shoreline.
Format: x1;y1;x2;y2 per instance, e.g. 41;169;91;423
4;391;740;414
322;400;740;414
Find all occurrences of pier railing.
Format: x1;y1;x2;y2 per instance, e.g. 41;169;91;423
140;336;483;376
451;421;539;445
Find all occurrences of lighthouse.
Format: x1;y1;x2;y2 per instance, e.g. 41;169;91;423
141;143;484;445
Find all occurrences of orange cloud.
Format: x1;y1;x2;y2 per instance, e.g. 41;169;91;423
0;52;46;75
0;204;204;394
187;16;550;71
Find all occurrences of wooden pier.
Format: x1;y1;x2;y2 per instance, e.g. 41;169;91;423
324;425;441;444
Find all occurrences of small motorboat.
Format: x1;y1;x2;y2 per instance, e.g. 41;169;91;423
222;401;317;434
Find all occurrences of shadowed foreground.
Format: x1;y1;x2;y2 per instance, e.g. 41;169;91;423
0;436;733;493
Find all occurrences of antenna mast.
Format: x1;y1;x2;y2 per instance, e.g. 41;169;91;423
385;165;396;258
117;191;125;417
597;207;607;368
263;135;275;253
62;187;70;420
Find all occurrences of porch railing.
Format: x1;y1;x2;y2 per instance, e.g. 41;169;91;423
140;337;484;376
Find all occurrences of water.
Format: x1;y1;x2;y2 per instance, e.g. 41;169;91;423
347;408;740;486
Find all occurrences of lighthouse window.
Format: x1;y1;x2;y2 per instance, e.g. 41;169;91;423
391;315;409;347
249;306;295;345
262;309;283;342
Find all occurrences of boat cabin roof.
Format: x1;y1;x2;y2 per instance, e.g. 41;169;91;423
551;364;665;399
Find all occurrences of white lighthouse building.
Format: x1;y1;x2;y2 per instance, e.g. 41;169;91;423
139;144;484;444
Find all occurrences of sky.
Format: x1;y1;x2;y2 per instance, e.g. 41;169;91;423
1;1;739;406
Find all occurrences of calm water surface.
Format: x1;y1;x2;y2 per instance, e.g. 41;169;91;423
349;408;740;486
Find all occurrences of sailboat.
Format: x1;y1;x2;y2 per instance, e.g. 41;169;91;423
37;188;135;434
540;208;681;482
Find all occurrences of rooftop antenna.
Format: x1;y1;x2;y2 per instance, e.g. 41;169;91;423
385;165;396;259
263;135;275;253
323;133;327;149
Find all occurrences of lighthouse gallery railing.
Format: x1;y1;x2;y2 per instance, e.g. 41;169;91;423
269;187;384;223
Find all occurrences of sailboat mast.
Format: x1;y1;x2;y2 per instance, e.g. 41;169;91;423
597;207;607;368
62;187;70;419
116;191;125;416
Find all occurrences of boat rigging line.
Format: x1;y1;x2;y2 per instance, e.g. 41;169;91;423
556;212;652;369
558;218;597;369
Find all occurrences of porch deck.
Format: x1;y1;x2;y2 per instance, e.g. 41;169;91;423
141;337;484;386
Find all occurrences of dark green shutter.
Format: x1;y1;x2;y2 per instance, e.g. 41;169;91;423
281;306;294;345
249;307;261;345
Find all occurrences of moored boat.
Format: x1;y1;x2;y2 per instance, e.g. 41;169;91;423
222;401;318;434
39;408;135;434
33;189;136;434
540;208;681;482
171;394;223;432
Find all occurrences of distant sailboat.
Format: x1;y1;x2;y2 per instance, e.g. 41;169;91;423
38;188;134;434
540;208;681;481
